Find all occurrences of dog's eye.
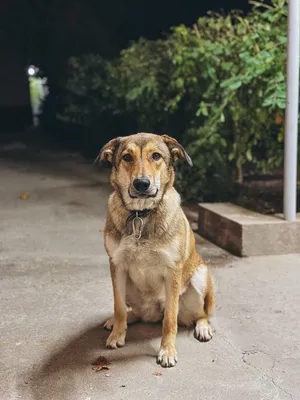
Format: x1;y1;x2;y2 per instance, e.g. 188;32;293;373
122;154;132;162
152;152;161;161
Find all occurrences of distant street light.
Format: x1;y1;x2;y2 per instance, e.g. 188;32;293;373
27;67;36;76
27;65;38;76
26;65;48;127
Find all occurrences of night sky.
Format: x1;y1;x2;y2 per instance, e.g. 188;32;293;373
111;0;251;49
0;0;251;61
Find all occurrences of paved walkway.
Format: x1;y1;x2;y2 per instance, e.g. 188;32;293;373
0;143;299;400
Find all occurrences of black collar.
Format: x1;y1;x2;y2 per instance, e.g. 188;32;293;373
129;209;153;218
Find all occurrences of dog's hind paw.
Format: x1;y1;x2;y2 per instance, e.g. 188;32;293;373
157;347;178;368
103;318;114;331
194;318;213;342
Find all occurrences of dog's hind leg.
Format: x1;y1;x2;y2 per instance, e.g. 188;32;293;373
104;310;140;331
194;272;215;342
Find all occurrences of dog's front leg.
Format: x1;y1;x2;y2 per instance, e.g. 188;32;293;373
106;260;127;349
157;268;181;367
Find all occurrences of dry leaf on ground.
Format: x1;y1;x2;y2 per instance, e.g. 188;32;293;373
91;356;111;372
152;371;163;376
19;193;29;200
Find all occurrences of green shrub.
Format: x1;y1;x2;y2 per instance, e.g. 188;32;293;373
61;0;293;201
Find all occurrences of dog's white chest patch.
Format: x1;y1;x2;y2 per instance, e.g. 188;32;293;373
108;235;180;322
111;235;179;271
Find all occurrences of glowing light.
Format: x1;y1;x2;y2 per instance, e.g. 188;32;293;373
28;67;35;76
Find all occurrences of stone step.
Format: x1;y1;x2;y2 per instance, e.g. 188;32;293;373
198;203;300;256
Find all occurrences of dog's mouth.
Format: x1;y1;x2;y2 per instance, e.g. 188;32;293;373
128;188;158;199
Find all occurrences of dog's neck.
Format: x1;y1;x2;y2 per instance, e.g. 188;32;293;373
128;209;154;218
108;188;181;239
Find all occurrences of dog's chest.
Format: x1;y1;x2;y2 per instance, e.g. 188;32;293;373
109;235;179;291
112;235;178;267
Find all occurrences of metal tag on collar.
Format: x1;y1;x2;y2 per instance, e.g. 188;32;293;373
132;211;144;239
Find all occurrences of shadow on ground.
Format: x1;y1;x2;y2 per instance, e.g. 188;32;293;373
22;320;189;400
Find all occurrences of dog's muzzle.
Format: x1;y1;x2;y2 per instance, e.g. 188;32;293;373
133;178;151;193
129;177;158;198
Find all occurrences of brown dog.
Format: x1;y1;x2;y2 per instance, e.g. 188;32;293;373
99;133;215;368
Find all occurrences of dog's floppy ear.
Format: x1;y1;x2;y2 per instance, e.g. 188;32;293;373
162;135;193;167
95;137;122;164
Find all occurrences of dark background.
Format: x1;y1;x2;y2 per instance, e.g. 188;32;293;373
0;0;250;134
0;0;250;59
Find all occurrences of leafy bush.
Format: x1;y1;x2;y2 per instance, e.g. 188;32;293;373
61;0;293;201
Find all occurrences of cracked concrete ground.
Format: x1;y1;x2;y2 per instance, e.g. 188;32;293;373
0;142;299;400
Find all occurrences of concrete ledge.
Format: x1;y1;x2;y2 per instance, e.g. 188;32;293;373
198;203;300;256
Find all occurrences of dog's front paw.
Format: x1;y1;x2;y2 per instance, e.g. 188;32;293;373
106;331;126;349
157;347;178;368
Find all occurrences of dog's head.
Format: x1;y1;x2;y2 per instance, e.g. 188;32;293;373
97;133;192;210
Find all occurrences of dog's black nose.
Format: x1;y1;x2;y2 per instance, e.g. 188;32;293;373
133;177;151;193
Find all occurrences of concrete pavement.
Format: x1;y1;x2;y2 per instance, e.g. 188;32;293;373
0;143;299;400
